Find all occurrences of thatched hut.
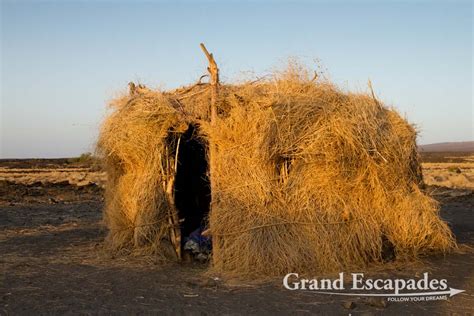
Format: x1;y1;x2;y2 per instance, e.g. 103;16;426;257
97;56;455;279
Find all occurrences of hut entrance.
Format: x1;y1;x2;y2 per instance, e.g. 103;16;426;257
174;124;211;260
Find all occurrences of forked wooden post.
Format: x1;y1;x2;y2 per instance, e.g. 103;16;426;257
199;43;219;219
199;43;219;125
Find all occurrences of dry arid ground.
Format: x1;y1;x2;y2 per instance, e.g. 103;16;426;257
421;153;474;190
1;154;473;314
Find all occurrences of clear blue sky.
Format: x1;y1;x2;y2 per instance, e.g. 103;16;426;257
1;0;472;158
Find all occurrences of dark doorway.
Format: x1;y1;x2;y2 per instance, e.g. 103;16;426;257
174;125;211;239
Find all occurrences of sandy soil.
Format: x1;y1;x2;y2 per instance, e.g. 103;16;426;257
420;153;474;190
2;155;474;191
0;159;105;188
422;162;474;190
1;159;473;314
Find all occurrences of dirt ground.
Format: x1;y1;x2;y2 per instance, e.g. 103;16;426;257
1;159;473;315
421;153;474;190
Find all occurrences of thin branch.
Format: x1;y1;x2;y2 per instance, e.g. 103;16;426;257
368;79;382;109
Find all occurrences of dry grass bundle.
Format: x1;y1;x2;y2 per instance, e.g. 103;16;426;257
97;64;455;278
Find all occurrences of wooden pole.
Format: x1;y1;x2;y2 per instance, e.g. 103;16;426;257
199;43;219;229
199;43;219;125
167;137;182;260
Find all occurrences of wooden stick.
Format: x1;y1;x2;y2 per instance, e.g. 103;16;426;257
128;82;136;95
368;79;382;109
165;137;182;260
199;43;219;124
199;43;219;255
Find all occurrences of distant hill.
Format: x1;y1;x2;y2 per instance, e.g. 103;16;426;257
419;141;474;153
